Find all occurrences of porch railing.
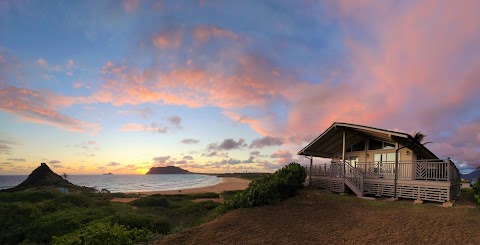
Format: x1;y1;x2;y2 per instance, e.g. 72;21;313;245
306;159;460;182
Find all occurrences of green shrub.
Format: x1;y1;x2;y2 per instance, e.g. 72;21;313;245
190;192;220;199
130;195;170;208
474;177;480;203
0;202;41;244
107;213;171;234
24;208;110;243
51;222;153;245
222;162;306;210
0;191;59;203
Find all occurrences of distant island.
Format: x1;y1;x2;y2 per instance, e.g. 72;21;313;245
146;166;191;174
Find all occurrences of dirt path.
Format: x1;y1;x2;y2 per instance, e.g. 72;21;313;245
153;188;480;244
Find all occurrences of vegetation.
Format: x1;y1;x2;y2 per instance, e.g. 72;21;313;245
215;172;270;180
222;162;306;210
474;177;480;203
52;222;152;245
0;191;221;244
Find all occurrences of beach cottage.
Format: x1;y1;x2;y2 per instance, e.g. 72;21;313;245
298;122;461;203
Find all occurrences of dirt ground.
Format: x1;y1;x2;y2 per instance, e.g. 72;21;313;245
153;188;480;245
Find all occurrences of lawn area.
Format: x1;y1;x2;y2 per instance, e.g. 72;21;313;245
155;188;480;244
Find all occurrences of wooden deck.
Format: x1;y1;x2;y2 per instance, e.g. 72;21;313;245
306;160;461;202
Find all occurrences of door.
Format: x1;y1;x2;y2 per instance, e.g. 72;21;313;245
373;153;396;178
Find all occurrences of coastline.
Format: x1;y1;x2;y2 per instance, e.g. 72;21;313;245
138;177;251;195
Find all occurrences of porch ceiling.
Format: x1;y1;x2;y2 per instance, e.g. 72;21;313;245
298;122;438;159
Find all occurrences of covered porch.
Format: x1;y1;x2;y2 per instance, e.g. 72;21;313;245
298;122;461;202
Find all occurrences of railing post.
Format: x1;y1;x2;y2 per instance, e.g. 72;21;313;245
447;158;451;182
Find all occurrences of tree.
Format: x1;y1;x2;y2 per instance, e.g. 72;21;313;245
413;131;432;145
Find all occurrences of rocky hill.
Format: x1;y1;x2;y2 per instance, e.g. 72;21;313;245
462;168;480;180
146;166;191;174
2;163;93;193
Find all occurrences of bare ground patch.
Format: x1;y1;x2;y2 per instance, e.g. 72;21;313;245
153;188;480;245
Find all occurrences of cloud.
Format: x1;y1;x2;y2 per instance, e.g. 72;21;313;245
207;138;246;151
174;160;187;165
120;122;168;133
123;0;140;12
194;26;239;43
48;160;61;165
153;156;171;164
250;151;261;156
249;136;284;149
270;150;292;159
0;162;12;165
36;58;47;66
0;85;100;134
72;82;84;89
201;151;229;158
168;115;182;127
152;31;182;49
107;162;121;166
7;158;26;162
0;144;12;154
183;155;194;160
117;107;152;118
180;138;199;144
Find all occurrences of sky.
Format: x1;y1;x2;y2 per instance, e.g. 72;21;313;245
1;0;480;175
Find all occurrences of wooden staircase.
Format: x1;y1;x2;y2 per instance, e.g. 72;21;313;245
344;161;364;197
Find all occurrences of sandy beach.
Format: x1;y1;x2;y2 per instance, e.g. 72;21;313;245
111;177;251;203
139;177;251;195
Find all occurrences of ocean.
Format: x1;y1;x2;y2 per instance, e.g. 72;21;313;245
0;174;221;193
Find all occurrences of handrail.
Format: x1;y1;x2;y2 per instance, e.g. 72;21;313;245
344;161;363;194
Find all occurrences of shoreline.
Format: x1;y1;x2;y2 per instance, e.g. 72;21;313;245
137;177;251;195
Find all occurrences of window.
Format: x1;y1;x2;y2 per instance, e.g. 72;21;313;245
351;140;366;152
368;139;396;150
368;139;383;150
384;142;395;149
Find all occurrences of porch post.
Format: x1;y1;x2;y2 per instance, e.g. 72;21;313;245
309;155;313;186
342;131;346;177
394;143;399;198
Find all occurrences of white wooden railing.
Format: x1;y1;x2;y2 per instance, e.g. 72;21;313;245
306;159;460;182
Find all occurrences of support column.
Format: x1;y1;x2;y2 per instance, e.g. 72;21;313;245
394;143;399;198
309;156;313;186
342;131;346;177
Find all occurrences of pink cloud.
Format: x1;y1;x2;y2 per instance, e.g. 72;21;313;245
123;0;140;12
0;85;101;134
120;122;168;133
194;26;239;43
152;31;182;49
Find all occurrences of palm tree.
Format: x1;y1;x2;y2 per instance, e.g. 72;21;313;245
413;131;432;145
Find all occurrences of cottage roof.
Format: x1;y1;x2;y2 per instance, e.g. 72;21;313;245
297;122;438;159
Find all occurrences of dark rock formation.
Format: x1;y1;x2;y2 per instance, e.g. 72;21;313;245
146;166;191;174
2;163;93;192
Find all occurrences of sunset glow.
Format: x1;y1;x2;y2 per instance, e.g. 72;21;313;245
1;0;480;174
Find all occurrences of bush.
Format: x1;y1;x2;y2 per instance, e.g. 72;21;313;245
222;162;306;210
107;213;171;234
51;222;153;245
190;192;220;199
474;177;480;203
130;196;170;208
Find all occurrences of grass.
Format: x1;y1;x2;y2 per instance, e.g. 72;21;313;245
154;188;480;244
